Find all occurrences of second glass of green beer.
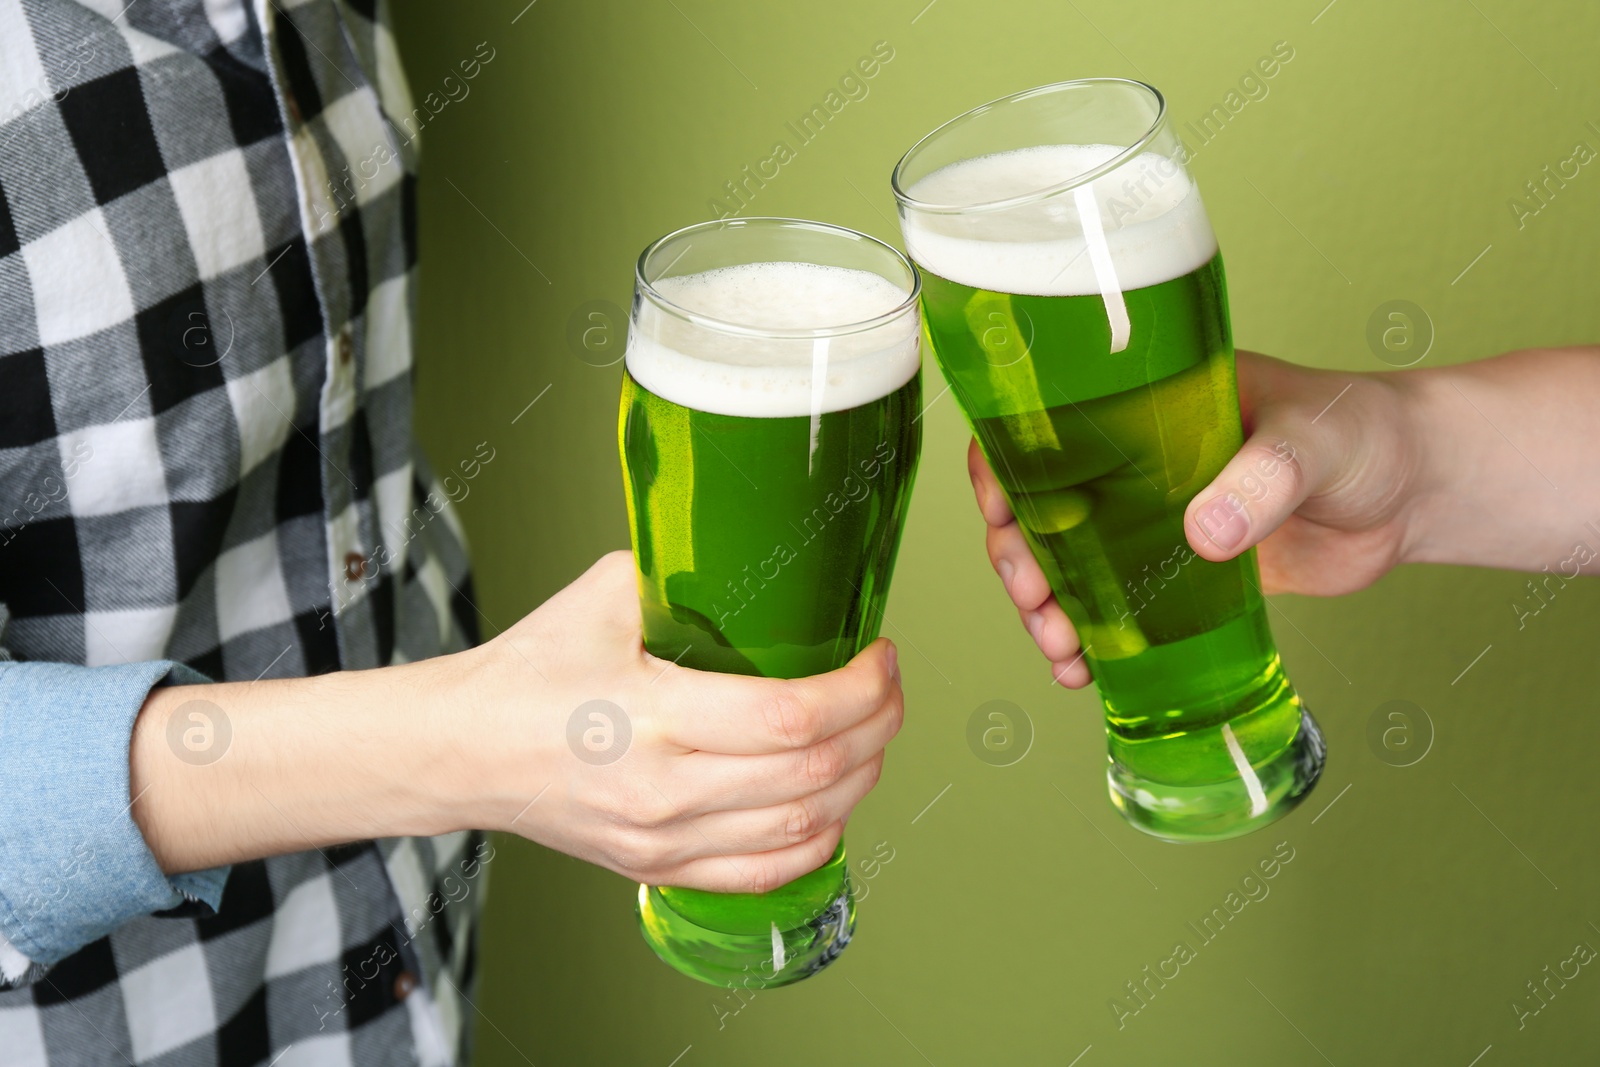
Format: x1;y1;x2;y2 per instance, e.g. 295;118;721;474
892;79;1324;841
619;218;922;986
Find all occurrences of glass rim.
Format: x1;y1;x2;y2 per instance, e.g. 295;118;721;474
890;78;1168;216
634;216;921;341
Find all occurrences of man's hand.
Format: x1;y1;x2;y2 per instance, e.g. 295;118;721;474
1180;352;1421;594
968;350;1426;684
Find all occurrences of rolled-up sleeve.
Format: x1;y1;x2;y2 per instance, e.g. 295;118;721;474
0;659;231;981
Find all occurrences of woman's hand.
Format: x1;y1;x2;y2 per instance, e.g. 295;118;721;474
133;553;904;896
457;551;904;894
968;350;1426;683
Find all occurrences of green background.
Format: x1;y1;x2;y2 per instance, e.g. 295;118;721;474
390;1;1600;1063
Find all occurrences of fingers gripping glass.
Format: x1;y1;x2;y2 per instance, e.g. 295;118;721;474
892;79;1324;841
619;217;923;986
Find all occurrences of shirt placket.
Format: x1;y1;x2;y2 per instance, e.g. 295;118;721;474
259;0;379;657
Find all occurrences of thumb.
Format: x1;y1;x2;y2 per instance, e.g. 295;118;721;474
1183;423;1328;562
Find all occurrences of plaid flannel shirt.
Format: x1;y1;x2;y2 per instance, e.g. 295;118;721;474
0;1;486;1063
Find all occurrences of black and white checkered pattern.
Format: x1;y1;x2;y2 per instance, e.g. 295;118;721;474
0;1;485;1063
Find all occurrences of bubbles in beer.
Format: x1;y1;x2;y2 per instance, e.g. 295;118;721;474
627;261;919;418
901;144;1219;297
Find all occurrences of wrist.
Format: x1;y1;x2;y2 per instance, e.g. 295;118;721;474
451;628;575;838
1387;365;1460;567
391;646;497;838
407;637;554;838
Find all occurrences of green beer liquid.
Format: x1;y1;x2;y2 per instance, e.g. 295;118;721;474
919;252;1303;788
619;368;920;950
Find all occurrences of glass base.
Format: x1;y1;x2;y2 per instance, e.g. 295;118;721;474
636;881;855;989
1107;705;1326;842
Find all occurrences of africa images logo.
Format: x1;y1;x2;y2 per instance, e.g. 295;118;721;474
567;700;631;766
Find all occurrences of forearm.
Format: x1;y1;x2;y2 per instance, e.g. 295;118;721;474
129;653;481;874
1404;346;1600;573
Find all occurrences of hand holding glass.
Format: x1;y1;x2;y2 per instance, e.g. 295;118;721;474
619;218;922;985
892;80;1324;840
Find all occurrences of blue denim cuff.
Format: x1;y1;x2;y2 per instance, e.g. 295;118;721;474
0;660;231;965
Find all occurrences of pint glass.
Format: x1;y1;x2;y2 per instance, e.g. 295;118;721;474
892;79;1323;840
619;218;922;985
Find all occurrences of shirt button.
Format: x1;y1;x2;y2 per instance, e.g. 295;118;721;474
338;326;354;365
343;552;368;581
393;970;418;1001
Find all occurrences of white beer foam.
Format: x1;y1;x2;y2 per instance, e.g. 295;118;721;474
902;144;1219;297
627;261;919;418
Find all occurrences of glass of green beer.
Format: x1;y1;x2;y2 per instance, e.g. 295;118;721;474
891;79;1324;841
619;217;922;986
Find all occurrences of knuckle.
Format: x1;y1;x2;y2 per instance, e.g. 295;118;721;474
869;657;895;706
803;827;840;871
802;735;846;788
744;855;788;895
886;687;906;737
985;522;1008;566
629;824;687;874
868;751;886;786
1253;437;1304;496
1222;437;1304;516
591;549;635;588
967;438;989;481
628;707;667;750
783;795;826;844
764;687;822;749
601;827;662;875
610;779;674;830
